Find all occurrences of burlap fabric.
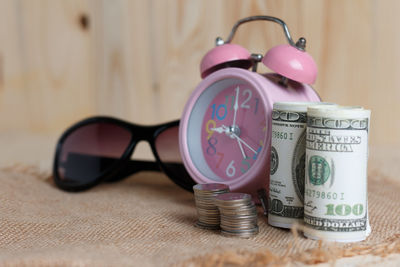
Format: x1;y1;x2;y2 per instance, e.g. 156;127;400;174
0;141;400;266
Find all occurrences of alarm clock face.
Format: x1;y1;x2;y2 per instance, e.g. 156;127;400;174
186;78;267;182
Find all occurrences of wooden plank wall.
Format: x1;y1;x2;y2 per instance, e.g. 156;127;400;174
0;0;399;147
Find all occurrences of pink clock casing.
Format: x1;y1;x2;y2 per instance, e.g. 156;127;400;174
263;44;318;84
200;44;251;78
179;67;320;199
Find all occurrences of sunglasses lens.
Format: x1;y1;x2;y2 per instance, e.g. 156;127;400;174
57;122;132;187
155;126;194;189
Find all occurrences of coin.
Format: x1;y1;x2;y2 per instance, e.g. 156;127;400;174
221;226;259;238
193;183;230;230
195;221;220;230
215;192;259;238
193;183;230;192
215;193;252;203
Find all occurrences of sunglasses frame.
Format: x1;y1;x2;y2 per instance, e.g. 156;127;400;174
53;116;195;192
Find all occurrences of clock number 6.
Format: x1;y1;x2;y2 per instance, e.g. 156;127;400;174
226;160;236;177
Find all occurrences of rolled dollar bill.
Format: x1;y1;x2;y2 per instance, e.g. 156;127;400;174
303;105;371;242
268;102;335;228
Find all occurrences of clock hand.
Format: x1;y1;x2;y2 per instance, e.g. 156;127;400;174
211;125;250;159
232;87;239;127
210;126;229;134
236;137;247;159
231;133;258;154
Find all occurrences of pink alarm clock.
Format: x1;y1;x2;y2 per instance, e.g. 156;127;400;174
179;16;320;200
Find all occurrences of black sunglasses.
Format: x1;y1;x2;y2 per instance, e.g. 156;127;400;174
53;116;195;192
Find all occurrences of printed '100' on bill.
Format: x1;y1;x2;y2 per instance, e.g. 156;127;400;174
303;106;371;242
268;102;333;229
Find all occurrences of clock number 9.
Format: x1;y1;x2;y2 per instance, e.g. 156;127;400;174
205;119;216;140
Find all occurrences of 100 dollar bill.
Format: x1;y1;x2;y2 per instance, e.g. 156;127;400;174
268;102;333;229
303;106;371;242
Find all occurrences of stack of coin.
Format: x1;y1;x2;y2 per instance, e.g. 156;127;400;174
215;193;259;238
193;183;230;230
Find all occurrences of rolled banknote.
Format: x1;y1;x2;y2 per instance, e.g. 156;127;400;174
303;105;371;242
268;102;335;228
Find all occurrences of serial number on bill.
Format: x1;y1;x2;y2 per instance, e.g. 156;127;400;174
305;189;344;200
272;131;293;140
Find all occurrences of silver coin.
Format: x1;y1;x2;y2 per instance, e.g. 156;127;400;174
221;221;257;225
198;216;220;221
220;201;255;208
198;215;220;220
221;209;257;216
195;221;220;230
220;217;255;221
215;192;252;203
195;194;228;200
221;226;258;232
198;220;220;225
194;200;218;207
221;214;258;220
216;201;253;208
217;201;256;209
220;217;257;223
227;229;258;235
221;228;259;238
197;210;220;216
197;214;219;219
200;221;220;225
196;191;229;196
199;218;220;223
221;223;257;229
196;206;219;211
220;219;257;225
198;215;219;220
220;204;256;210
221;226;259;234
221;216;256;221
198;213;220;221
196;210;219;215
193;183;229;192
220;220;257;226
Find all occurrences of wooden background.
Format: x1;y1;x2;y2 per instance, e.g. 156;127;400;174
0;0;399;147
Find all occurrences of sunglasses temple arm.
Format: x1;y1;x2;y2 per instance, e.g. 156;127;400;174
105;159;162;182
